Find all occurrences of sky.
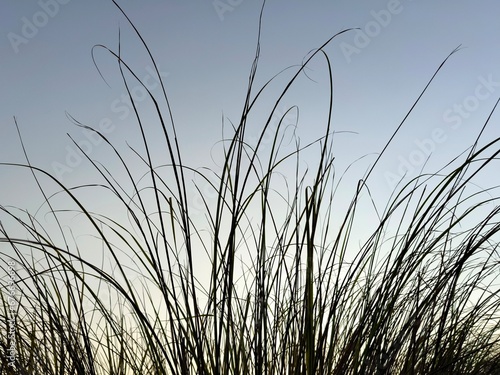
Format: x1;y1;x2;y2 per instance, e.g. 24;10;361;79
2;1;500;287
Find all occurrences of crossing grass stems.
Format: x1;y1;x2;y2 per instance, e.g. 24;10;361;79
1;1;500;374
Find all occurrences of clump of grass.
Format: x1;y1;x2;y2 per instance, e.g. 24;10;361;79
2;2;500;374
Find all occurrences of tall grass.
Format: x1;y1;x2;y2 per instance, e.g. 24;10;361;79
2;2;500;374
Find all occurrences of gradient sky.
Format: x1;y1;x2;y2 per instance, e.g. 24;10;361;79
2;1;500;276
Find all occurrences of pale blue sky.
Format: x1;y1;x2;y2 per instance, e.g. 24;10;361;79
2;1;500;259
